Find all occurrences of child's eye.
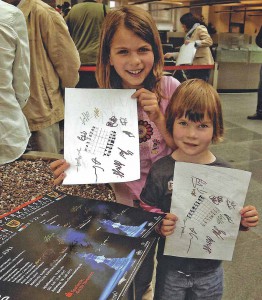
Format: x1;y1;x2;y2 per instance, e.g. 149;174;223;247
199;124;209;128
178;121;188;126
139;47;151;53
117;49;128;55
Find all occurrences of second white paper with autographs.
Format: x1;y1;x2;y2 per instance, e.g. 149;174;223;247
63;88;139;184
164;162;251;261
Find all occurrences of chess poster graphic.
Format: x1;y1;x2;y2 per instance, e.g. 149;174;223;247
0;223;154;300
63;88;139;184
164;162;251;261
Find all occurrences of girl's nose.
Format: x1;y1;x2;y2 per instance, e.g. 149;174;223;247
130;53;141;65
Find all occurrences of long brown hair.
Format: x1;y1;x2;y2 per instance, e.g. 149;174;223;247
96;6;164;101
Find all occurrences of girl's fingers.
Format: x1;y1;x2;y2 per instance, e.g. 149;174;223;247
132;89;159;119
131;88;148;98
132;89;156;102
53;173;66;185
50;159;65;171
50;159;70;185
53;162;70;179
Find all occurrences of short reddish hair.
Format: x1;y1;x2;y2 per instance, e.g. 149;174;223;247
166;79;224;143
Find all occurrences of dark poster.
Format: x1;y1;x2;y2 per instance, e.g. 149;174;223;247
0;191;164;247
0;222;154;299
0;192;164;299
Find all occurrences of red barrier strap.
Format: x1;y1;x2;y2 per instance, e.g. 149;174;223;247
163;64;214;71
79;66;97;71
79;64;215;72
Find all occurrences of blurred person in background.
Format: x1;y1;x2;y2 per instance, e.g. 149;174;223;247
165;12;214;82
247;26;262;120
4;0;80;154
0;0;30;164
55;4;62;14
61;1;71;18
66;0;108;88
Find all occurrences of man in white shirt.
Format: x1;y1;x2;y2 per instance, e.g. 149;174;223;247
0;0;31;164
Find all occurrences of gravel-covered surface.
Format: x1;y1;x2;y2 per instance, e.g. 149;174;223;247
0;159;116;215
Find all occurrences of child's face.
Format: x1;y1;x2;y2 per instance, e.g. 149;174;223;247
109;24;154;89
172;114;214;163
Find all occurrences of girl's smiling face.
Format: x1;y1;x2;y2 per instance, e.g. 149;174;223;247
109;24;154;89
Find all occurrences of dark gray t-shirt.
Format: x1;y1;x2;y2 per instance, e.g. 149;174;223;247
140;154;231;273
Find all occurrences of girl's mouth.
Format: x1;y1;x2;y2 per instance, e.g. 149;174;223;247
127;69;143;75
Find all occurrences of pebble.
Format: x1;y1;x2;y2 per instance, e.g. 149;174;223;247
0;159;116;215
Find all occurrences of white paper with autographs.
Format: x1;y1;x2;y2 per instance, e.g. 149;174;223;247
63;88;139;184
164;162;251;261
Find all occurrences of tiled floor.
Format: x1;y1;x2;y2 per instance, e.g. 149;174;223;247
210;92;262;300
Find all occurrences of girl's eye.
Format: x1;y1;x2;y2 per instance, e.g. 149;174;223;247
139;47;150;53
117;49;128;55
199;124;208;128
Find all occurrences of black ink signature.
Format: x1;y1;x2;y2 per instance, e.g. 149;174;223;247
77;131;88;141
212;226;226;240
112;160;125;178
226;199;237;210
187;227;198;253
92;157;104;182
118;147;133;159
209;195;224;205
203;236;215;254
191;176;207;195
120;117;128;126
75;148;82;172
106;116;118;127
122;131;135;137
